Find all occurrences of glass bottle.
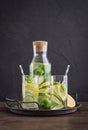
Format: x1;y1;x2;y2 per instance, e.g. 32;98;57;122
29;41;51;109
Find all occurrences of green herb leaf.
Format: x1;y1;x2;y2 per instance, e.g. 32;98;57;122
53;82;60;85
60;84;65;92
25;75;32;83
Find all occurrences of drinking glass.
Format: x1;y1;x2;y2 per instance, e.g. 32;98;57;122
51;75;68;110
22;74;39;109
22;75;39;102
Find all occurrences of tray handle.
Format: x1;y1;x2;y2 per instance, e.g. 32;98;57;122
6;98;39;110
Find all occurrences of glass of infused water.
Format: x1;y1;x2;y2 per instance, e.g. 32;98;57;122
22;74;39;109
22;74;39;102
51;75;68;110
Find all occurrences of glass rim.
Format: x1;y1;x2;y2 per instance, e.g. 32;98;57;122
51;75;67;77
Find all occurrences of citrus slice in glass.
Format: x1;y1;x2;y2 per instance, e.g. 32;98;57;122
25;83;39;100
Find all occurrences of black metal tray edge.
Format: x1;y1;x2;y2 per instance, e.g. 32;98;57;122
6;103;81;116
11;104;81;116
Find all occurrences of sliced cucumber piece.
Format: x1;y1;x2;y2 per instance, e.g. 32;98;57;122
44;64;51;74
38;76;44;84
23;95;34;102
53;93;64;105
51;95;64;109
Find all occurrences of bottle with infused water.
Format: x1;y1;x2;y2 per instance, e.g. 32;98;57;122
29;41;51;109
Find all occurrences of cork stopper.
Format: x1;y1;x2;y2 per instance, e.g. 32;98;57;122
33;41;48;52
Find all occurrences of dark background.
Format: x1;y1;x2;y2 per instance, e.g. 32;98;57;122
0;0;88;101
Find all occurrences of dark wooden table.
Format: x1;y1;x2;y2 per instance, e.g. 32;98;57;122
0;102;88;130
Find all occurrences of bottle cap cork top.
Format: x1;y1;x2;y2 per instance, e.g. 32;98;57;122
33;41;48;46
33;41;48;52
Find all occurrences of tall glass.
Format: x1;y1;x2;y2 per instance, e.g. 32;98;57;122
22;74;39;102
51;75;68;110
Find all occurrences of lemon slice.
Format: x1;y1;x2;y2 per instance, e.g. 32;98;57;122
25;83;38;88
24;83;39;100
25;83;39;92
67;94;76;108
39;82;50;88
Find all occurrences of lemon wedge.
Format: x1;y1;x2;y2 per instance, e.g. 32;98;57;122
67;94;76;108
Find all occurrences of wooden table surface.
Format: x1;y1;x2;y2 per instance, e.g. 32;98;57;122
0;102;88;130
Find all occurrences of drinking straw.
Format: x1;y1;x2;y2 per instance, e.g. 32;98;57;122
65;65;70;75
19;65;24;75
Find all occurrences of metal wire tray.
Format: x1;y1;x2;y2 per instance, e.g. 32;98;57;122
5;96;81;116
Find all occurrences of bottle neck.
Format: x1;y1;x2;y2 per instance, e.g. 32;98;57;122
32;45;49;63
33;45;47;56
32;50;49;63
34;52;47;57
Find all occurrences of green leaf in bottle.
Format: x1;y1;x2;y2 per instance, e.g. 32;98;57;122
33;62;45;76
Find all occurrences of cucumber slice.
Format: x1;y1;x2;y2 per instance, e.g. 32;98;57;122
23;95;34;102
53;93;64;105
51;94;64;109
51;104;64;110
44;64;51;74
38;76;44;84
